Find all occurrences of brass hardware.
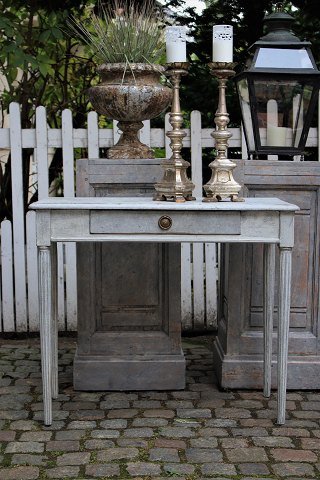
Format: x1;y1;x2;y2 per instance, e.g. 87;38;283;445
158;215;173;230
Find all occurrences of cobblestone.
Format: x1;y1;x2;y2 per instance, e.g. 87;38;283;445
46;440;79;451
0;466;39;480
272;462;316;477
225;447;268;463
85;463;120;477
201;462;237;476
185;447;223;462
238;463;271;475
46;466;80;478
54;429;85;440
56;452;91;465
164;463;195;475
154;438;186;449
270;448;317;462
126;462;161;476
2;337;320;480
190;437;218;448
5;442;44;454
19;431;52;442
96;447;139;461
11;454;47;466
123;427;154;437
84;439;116;449
176;407;212;418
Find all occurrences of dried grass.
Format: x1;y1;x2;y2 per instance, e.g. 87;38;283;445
68;0;165;65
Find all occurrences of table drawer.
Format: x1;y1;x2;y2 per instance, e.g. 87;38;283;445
90;210;241;235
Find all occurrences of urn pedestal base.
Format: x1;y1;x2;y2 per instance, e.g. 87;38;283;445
75;158;184;391
213;160;320;390
74;351;185;391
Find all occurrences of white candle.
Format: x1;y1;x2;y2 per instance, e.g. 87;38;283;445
166;26;187;63
212;25;233;62
267;126;291;147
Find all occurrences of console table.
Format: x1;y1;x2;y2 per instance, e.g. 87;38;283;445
30;197;298;426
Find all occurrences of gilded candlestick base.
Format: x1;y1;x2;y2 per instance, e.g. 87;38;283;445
203;62;243;202
154;158;195;202
154;63;195;202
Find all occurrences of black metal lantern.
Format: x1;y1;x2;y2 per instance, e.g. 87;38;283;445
235;8;320;158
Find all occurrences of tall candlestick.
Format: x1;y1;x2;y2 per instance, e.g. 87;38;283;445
212;25;233;62
154;63;195;202
203;63;242;202
166;26;187;63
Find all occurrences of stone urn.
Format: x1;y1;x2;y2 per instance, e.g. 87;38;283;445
89;63;172;159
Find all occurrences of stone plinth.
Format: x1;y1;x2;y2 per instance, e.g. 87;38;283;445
214;160;320;390
74;158;185;390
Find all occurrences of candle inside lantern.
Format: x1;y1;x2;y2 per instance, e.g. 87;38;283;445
166;26;187;63
267;126;292;147
212;25;233;62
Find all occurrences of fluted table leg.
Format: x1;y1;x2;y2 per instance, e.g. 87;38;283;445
51;243;58;399
263;243;275;398
277;247;292;425
38;246;52;426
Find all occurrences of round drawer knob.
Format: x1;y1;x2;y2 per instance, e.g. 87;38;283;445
158;215;172;230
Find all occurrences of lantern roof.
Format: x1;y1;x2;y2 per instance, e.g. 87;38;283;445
242;10;320;74
256;11;308;47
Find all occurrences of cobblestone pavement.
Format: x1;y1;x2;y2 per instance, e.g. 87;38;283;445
0;337;320;480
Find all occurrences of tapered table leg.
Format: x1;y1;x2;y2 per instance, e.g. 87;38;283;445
277;247;292;425
38;246;52;426
263;243;275;398
51;243;58;399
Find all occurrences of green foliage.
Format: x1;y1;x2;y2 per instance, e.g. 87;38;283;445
0;0;99;221
0;0;98;129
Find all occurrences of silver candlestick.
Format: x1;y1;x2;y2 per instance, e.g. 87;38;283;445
203;62;243;202
154;62;195;202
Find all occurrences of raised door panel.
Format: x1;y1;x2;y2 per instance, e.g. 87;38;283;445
97;242;162;330
244;188;318;344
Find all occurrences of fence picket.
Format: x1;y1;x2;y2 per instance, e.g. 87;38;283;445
36;106;49;198
88;111;99;159
205;243;218;329
190;110;203;200
62;109;77;331
139;120;151;146
9;102;27;331
26;211;39;331
164;112;172;158
113;120;120;144
192;243;205;329
1;219;14;331
181;243;192;330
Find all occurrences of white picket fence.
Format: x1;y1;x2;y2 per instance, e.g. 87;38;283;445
0;101;319;333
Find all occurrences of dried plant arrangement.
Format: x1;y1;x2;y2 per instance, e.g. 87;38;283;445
68;0;165;65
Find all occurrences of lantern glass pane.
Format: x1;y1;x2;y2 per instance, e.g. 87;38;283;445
252;79;312;148
294;84;313;147
237;78;255;152
254;48;314;69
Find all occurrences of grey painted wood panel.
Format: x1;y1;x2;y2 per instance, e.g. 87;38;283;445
214;160;320;390
90;211;241;235
75;159;184;390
